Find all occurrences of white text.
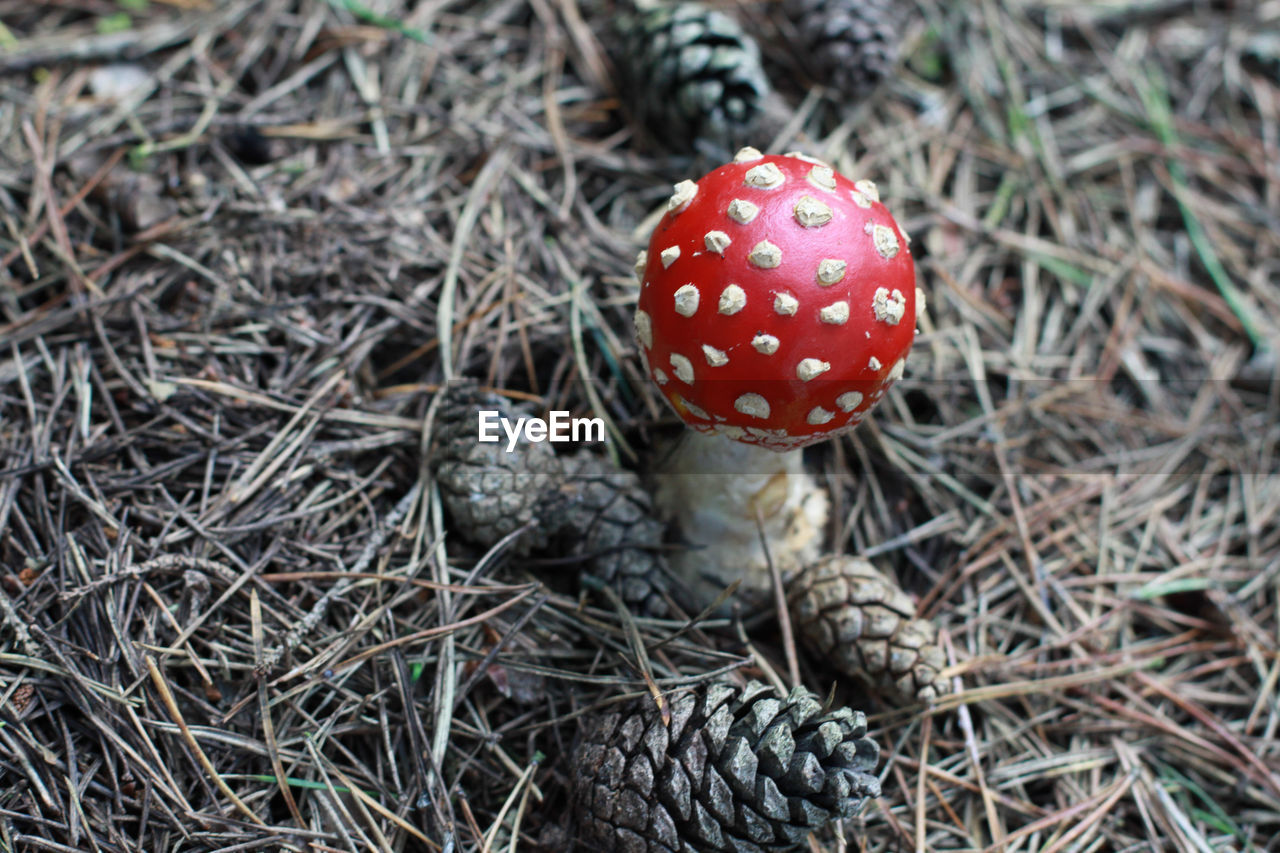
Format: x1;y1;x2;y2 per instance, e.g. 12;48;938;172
477;410;605;452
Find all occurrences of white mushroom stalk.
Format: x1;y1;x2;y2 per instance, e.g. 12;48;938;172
651;430;830;609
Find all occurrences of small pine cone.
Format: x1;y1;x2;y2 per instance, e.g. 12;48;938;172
788;555;949;703
617;3;770;155
432;383;566;554
780;0;904;100
561;452;674;618
573;680;880;852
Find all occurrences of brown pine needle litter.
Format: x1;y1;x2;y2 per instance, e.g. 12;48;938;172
1;0;1278;851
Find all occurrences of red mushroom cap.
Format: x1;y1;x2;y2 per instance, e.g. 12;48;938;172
634;148;919;450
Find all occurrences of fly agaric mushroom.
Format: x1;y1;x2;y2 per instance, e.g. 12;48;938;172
634;148;920;609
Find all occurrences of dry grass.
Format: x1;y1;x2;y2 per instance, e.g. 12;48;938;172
1;0;1278;851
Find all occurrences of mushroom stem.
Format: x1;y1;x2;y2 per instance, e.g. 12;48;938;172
650;430;829;610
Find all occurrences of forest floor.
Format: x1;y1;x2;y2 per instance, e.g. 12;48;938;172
1;0;1278;851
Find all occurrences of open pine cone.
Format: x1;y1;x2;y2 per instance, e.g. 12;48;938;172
788;555;949;703
573;680;880;852
560;451;675;619
433;385;677;615
432;383;567;554
779;0;906;100
615;2;770;157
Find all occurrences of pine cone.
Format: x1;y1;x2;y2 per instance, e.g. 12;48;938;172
617;3;770;156
780;0;904;100
788;555;949;703
432;383;566;554
561;451;674;619
573;680;880;852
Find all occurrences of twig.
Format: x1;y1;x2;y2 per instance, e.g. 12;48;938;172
257;482;422;674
